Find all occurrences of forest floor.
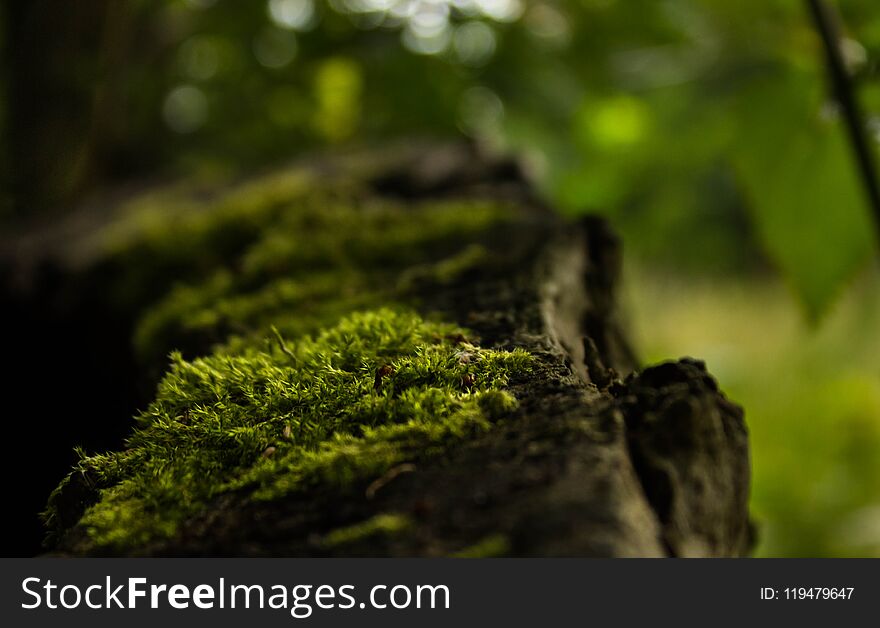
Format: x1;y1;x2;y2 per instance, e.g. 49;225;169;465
624;264;880;557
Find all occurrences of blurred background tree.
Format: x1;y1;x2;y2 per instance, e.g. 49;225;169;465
2;0;879;556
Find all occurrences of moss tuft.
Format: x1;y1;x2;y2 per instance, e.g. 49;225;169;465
477;390;520;420
451;534;511;558
320;513;412;548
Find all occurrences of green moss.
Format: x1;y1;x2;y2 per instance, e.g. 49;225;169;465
320;513;412;548
477;390;520;420
451;534;511;558
131;188;512;366
46;164;531;553
104;169;315;262
396;244;489;291
47;309;532;551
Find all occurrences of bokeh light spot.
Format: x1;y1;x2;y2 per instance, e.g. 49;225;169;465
525;3;571;47
453;21;496;66
475;0;524;23
312;57;363;141
402;22;452;55
458;85;504;138
584;96;649;149
268;0;316;31
253;27;298;68
177;36;222;81
162;85;208;134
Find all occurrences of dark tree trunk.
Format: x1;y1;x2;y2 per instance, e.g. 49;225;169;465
4;0;143;217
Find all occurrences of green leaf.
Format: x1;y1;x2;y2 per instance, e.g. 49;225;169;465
733;71;877;320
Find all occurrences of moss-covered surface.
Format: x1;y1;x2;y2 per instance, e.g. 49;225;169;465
43;160;535;554
35;149;751;558
48;310;529;551
126;177;511;369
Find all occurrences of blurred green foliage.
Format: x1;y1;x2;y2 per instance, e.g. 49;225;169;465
5;0;879;313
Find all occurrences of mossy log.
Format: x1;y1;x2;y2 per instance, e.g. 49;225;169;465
2;143;751;557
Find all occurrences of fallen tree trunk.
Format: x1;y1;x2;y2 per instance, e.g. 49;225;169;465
3;143;752;557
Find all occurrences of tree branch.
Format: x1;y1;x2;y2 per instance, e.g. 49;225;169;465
806;0;880;245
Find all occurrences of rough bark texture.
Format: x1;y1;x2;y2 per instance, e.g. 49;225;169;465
2;143;752;557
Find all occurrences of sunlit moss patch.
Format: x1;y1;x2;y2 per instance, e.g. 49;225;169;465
45;160;530;553
46;309;531;551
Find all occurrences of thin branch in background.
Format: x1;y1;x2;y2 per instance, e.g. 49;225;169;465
806;0;880;245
